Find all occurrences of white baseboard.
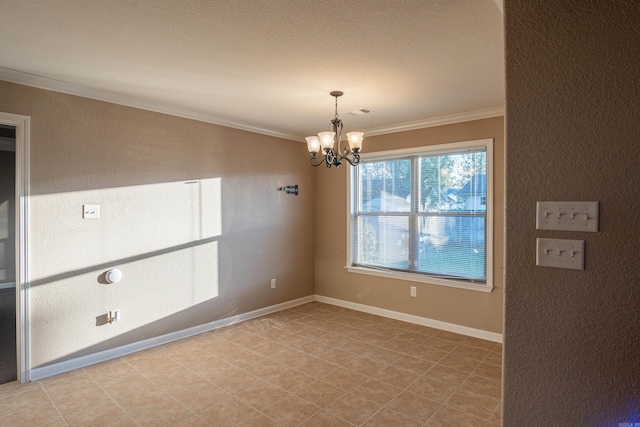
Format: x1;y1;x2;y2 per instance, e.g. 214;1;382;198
314;295;503;343
30;293;501;381
30;295;315;381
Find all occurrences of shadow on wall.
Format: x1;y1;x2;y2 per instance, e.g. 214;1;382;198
28;236;220;290
28;178;226;367
0;84;316;371
43;294;244;367
27;173;313;369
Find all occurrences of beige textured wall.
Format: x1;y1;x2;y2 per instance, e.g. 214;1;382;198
314;117;504;334
0;81;315;368
504;1;640;425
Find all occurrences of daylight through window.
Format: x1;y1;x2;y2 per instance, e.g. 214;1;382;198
349;139;492;290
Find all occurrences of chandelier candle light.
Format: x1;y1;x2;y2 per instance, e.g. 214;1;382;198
306;91;364;168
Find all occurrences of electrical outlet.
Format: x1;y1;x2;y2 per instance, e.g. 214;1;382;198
536;238;585;270
410;286;417;297
271;279;276;289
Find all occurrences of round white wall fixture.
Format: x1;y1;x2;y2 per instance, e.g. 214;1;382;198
105;268;123;284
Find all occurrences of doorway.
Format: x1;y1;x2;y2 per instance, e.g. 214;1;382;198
0;112;29;384
0;125;16;384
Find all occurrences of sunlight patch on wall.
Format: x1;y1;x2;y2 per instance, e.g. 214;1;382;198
28;178;223;366
30;178;221;278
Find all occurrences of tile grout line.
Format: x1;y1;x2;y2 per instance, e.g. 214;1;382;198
69;368;140;426
96;357;194;427
38;380;71;427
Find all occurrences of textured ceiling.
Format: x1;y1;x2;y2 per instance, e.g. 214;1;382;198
0;0;504;140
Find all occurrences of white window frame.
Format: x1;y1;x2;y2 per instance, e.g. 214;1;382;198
346;138;493;293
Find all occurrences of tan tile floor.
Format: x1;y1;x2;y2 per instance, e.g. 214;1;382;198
0;302;502;426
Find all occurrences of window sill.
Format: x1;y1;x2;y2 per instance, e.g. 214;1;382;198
345;266;493;293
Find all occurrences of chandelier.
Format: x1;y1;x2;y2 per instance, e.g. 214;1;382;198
306;91;364;168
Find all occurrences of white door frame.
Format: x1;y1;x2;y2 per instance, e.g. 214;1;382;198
0;112;30;383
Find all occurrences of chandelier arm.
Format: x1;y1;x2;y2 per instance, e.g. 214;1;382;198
309;156;326;167
339;152;361;166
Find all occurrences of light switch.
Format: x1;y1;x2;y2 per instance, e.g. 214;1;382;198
83;204;100;219
536;201;599;232
536;238;585;270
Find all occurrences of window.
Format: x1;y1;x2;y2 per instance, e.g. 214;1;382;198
348;139;493;292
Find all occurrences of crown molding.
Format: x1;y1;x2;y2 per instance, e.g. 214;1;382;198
0;67;299;141
0;67;504;142
362;106;505;137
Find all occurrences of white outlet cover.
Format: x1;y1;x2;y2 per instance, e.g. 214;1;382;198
536;238;585;270
536;201;599;232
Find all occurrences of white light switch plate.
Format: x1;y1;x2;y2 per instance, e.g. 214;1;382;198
83;204;100;219
536;201;599;232
536;238;585;270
